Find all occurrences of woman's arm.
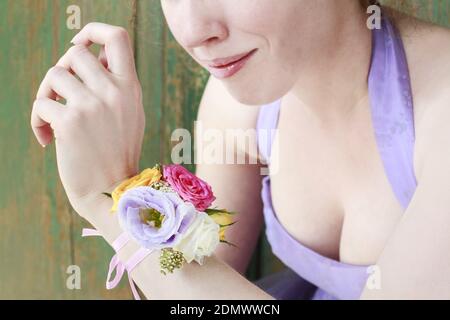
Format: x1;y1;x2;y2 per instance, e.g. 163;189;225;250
195;76;266;275
31;22;273;300
360;85;450;299
85;185;273;300
81;77;273;300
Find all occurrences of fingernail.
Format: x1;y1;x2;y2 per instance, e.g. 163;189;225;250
70;33;80;44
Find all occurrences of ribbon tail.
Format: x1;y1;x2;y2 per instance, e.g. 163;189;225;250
124;248;154;300
106;254;126;290
82;228;151;300
127;274;142;300
82;228;102;237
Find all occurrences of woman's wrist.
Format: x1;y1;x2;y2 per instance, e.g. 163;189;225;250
76;178;126;242
82;194;143;260
75;172;131;228
85;195;121;243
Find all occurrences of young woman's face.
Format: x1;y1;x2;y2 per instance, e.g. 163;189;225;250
161;0;348;105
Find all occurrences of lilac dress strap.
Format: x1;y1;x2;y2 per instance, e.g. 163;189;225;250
368;14;417;209
255;12;417;300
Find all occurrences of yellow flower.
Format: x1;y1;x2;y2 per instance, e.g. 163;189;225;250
208;210;235;242
110;167;162;212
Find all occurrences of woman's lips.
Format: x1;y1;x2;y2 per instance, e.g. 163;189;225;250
206;49;257;79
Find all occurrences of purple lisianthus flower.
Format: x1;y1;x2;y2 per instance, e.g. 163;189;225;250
117;186;197;249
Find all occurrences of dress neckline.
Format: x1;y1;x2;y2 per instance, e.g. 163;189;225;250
263;11;417;213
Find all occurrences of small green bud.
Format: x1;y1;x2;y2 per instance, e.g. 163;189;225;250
159;248;185;275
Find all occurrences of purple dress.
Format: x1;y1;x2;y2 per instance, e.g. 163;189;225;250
254;12;417;300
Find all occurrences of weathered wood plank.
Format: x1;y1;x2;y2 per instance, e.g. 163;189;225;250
0;0;135;299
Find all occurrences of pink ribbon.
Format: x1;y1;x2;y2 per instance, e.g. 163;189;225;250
82;228;154;300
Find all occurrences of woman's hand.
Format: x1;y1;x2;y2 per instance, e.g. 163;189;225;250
30;23;145;219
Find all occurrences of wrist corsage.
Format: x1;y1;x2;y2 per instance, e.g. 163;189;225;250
82;164;236;299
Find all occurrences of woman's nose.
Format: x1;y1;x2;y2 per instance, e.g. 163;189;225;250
177;1;228;49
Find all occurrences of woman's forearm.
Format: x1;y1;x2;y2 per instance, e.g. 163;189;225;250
84;194;274;300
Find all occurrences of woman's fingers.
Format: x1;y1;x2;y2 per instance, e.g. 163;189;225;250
31;98;66;146
71;22;136;78
56;45;111;93
98;46;108;69
36;66;89;102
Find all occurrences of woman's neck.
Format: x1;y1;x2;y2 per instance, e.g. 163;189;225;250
289;3;373;123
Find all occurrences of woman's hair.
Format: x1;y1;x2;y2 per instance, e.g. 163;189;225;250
360;0;378;8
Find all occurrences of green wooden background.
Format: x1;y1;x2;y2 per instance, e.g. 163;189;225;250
0;0;448;299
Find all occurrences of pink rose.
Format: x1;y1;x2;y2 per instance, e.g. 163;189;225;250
163;164;216;211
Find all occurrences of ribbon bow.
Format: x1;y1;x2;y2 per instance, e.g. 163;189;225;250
82;228;153;300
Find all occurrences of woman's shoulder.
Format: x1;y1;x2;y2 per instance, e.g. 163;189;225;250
198;76;262;130
392;9;450;173
393;8;450;118
197;76;263;162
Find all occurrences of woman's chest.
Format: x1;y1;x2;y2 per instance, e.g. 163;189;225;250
268;104;404;265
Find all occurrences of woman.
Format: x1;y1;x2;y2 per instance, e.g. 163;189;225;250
30;0;450;299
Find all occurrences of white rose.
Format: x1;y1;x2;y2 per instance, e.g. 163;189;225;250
174;212;220;265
